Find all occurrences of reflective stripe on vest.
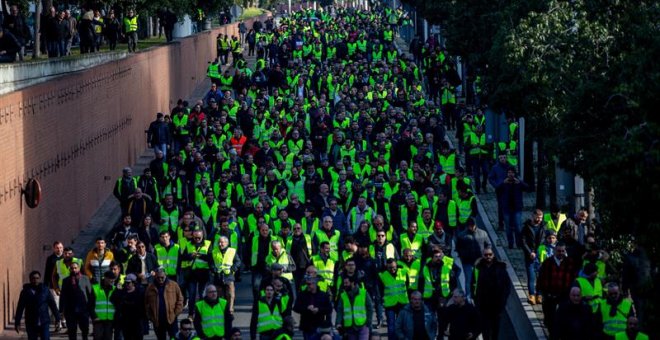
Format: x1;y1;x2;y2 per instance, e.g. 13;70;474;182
422;257;453;299
379;270;409;308
600;299;633;336
154;244;179;276
439;153;456;175
340;288;367;327
266;252;293;280
369;243;396;260
196;299;227;337
576;277;603;313
311;255;335;291
458;196;474;224
398;259;421;289
257;300;283;333
187;240;211;269
93;284;115;320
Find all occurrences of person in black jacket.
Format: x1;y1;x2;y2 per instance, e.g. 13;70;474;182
14;270;60;338
553;286;596;339
126;241;159;287
521;209;548;305
147;112;172;158
115;273;147;340
0;28;21;62
471;247;511;340
59;261;93;340
2;5;31;61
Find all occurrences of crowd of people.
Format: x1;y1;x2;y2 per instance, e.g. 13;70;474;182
0;5;163;63
12;2;651;340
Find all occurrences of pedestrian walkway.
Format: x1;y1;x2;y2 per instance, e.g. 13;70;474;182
446;130;547;338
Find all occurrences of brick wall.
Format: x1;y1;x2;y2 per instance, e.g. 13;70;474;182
0;14;267;330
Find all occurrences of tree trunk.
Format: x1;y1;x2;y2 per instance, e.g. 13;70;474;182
33;0;42;59
548;157;557;208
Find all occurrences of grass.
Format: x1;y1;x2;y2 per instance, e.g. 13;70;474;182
20;36;167;62
239;8;265;20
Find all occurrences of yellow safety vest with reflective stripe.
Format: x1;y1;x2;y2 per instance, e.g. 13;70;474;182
284;234;312;257
123;15;138;33
340;288;368;327
55;258;82;288
600;299;633;336
311;255;335;291
207;63;220;79
438;153;456;175
265;251;293;280
92;284;116;321
398;259;421;290
422;257;453;299
314;230;341;260
257;300;283;333
400;233;424;258
576;277;603;313
211;247;236;275
196;298;227;337
614;331;649;340
159;206;179;234
154;244;180;276
369;243;396;260
468;133;488;155
172;114;189;135
457;196;475;224
187;240;211;270
379;270;409;308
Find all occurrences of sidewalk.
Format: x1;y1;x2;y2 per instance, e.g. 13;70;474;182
446;130;547;339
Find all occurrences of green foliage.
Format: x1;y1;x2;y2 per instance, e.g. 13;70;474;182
239;7;263;20
413;0;660;332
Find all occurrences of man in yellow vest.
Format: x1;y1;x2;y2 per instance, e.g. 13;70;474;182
207;57;222;86
378;258;409;339
123;9;138;52
575;263;604;313
336;276;373;339
154;231;180;281
182;229;212;318
193;284;231;339
250;284;283;339
597;282;634;338
265;240;296;283
90;271;118;339
210;236;240;314
53;247;83;293
615;316;649;340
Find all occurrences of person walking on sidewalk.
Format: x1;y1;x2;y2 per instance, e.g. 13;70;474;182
521;209;548;305
14;270;61;339
498;167;529;249
123;9;138;52
471;247;510;340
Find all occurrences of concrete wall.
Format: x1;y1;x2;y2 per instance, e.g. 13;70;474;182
0;14;267;330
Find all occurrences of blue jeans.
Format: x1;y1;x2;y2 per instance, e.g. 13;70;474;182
153;143;168;158
370;285;384;323
527;261;540;295
385;308;397;339
463;263;474;298
26;322;50;340
503;211;522;248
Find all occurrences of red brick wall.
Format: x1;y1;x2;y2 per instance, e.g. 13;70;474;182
0;14;267;330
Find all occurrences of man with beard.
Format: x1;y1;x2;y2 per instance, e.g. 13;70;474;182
471;248;511;340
